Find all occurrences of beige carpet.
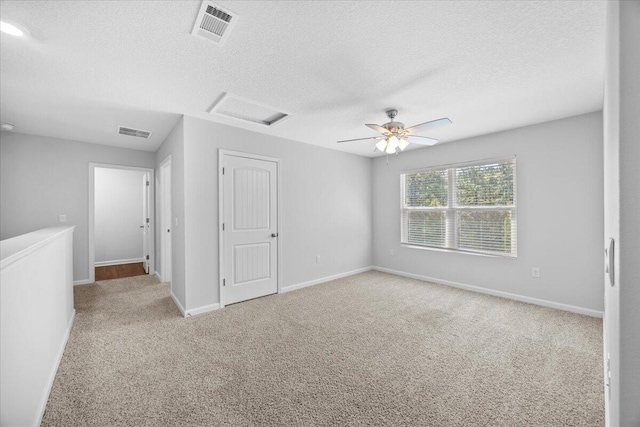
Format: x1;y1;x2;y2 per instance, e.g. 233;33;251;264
42;271;604;426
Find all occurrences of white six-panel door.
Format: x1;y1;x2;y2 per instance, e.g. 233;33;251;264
222;153;278;305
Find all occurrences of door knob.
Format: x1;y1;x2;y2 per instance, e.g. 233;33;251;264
271;233;278;237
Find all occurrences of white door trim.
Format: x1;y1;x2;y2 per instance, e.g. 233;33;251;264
159;155;172;287
88;163;155;284
218;149;282;309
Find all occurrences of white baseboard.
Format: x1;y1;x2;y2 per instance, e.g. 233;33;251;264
154;271;162;281
94;258;145;267
73;279;92;286
170;292;186;317
35;309;75;427
281;266;373;294
373;266;603;318
186;303;220;317
172;294;221;318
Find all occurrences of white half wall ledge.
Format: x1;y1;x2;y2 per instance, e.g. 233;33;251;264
1;226;76;426
73;279;93;286
373;266;604;318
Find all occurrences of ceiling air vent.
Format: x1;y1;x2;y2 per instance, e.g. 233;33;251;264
208;93;290;127
118;126;152;139
191;2;238;45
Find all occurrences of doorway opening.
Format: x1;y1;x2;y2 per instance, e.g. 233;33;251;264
88;163;155;283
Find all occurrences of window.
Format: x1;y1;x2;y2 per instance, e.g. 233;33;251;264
401;157;517;257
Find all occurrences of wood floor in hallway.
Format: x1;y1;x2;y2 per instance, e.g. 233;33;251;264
95;262;146;281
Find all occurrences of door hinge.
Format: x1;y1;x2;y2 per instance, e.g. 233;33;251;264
146;255;149;260
146;181;150;186
222;167;225;175
146;217;150;224
222;223;225;231
223;278;226;287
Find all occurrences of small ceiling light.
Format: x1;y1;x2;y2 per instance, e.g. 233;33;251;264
1;123;16;131
375;139;387;152
1;21;26;37
385;135;400;154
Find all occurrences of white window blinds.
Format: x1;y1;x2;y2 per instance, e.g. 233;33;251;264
401;157;517;257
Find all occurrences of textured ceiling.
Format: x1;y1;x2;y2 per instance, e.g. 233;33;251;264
0;1;606;155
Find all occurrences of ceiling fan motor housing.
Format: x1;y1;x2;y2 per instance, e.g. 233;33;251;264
383;109;405;133
383;121;405;133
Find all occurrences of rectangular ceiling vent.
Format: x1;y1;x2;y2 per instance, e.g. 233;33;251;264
192;2;238;45
208;93;290;127
118;126;152;139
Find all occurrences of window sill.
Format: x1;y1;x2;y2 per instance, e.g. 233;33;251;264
401;244;517;260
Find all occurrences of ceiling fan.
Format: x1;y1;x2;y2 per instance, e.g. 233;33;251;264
337;109;452;154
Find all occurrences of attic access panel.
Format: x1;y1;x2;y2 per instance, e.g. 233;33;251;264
208;93;290;127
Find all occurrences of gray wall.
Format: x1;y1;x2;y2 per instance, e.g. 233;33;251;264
0;132;156;282
181;116;373;311
603;1;640;426
155;117;186;307
94;167;146;264
372;112;604;313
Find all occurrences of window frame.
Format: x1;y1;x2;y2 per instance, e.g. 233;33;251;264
400;156;517;258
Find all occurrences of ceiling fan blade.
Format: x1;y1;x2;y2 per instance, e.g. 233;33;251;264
365;124;390;135
405;118;452;133
337;136;383;143
407;135;439;146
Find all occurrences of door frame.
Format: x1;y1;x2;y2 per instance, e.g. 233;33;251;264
142;171;151;274
218;149;282;309
159;155;172;288
88;163;155;284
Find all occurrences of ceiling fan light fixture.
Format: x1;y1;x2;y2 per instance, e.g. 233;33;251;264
337;110;451;157
387;135;400;151
385;142;397;154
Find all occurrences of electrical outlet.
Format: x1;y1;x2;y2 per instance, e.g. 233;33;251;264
316;255;321;263
58;214;67;223
390;249;395;256
531;267;540;278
